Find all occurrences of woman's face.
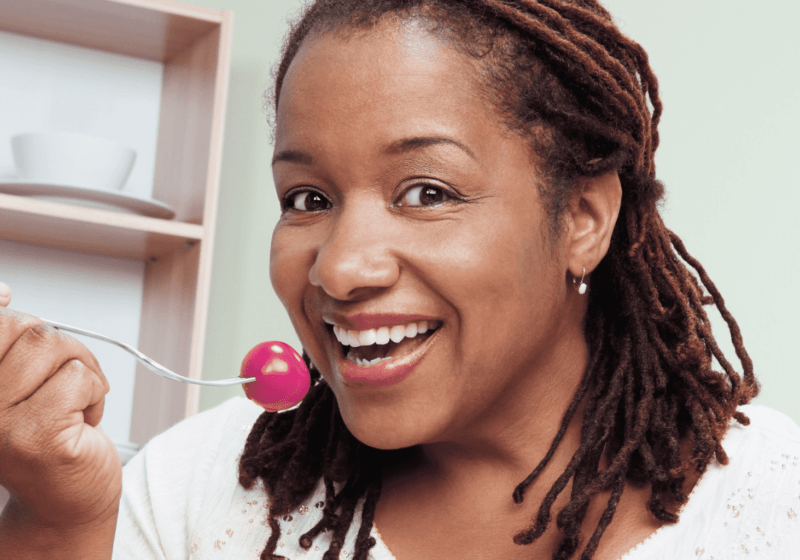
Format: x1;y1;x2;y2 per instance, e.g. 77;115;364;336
270;19;585;450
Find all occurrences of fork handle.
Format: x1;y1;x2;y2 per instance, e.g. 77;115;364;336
41;319;255;387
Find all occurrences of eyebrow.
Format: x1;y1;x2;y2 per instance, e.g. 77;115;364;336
271;149;313;167
384;136;477;160
271;136;476;167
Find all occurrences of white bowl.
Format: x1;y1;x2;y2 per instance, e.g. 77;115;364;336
11;132;136;192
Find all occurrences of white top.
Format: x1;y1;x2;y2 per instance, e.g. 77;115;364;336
113;398;800;559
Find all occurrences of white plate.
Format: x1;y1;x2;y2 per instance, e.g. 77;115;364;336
0;180;175;219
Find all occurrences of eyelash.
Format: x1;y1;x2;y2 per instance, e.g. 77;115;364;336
281;190;331;213
281;183;462;213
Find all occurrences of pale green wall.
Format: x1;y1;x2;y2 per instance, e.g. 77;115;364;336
193;0;800;424
189;0;306;415
601;0;800;424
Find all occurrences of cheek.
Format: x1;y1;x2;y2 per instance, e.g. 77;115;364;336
432;215;544;309
270;225;338;368
431;212;559;370
269;226;311;311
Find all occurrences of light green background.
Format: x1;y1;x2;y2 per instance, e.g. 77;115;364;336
192;0;800;425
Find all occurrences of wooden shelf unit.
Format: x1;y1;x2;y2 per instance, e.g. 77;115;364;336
0;0;233;447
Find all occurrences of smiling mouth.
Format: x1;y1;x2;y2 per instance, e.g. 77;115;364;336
328;320;442;367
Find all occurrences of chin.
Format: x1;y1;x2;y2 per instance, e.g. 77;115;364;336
336;398;442;451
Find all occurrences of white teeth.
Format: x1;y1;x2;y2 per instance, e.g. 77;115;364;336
333;326;346;345
389;325;406;343
345;349;391;367
334;326;351;346
333;321;431;346
334;320;440;351
376;326;390;345
347;330;361;348
359;329;377;346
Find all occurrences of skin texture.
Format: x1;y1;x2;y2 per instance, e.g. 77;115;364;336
0;282;10;308
0;282;120;559
267;19;675;559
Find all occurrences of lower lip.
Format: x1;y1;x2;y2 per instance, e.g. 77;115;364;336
336;328;440;387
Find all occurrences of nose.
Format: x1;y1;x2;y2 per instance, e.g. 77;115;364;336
309;204;400;301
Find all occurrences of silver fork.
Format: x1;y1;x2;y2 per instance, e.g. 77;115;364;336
42;319;255;387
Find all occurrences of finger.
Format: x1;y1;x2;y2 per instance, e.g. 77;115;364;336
82;365;107;428
0;323;107;406
20;359;107;444
0;310;110;397
0;282;10;307
47;333;110;395
73;339;109;394
0;308;42;359
48;360;106;428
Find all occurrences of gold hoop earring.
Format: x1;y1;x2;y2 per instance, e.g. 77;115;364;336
573;266;587;295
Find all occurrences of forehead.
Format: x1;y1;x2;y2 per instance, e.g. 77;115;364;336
274;18;501;152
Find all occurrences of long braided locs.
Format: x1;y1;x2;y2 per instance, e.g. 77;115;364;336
238;1;759;559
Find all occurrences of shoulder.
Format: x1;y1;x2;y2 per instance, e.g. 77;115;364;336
720;403;800;497
721;404;800;473
123;395;266;500
126;396;265;482
622;405;800;560
692;405;800;557
729;404;800;447
115;397;266;558
149;396;265;447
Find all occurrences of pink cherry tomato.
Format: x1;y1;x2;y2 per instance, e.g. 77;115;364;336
240;341;311;411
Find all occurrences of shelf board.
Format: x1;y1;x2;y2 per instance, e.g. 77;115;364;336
0;0;224;62
0;193;204;260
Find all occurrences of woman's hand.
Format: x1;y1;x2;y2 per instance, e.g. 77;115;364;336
0;281;120;557
0;282;10;307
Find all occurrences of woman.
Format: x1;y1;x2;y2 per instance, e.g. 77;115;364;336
1;0;798;559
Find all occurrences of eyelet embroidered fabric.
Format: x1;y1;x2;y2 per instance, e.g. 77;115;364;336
616;408;800;559
113;398;800;560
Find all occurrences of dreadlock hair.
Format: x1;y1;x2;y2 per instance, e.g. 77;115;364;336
238;1;759;559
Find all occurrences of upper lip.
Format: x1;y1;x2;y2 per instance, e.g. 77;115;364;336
323;313;440;331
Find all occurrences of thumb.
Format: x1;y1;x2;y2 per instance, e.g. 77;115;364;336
0;282;11;307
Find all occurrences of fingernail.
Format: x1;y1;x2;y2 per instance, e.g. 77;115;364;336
0;282;10;297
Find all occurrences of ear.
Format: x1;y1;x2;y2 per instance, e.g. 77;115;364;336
565;171;622;280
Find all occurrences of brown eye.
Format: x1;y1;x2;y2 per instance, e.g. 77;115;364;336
399;184;451;207
286;190;331;212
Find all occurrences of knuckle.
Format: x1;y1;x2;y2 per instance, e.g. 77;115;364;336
62;358;83;372
22;321;56;340
59;359;90;383
19;322;76;350
0;307;39;329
